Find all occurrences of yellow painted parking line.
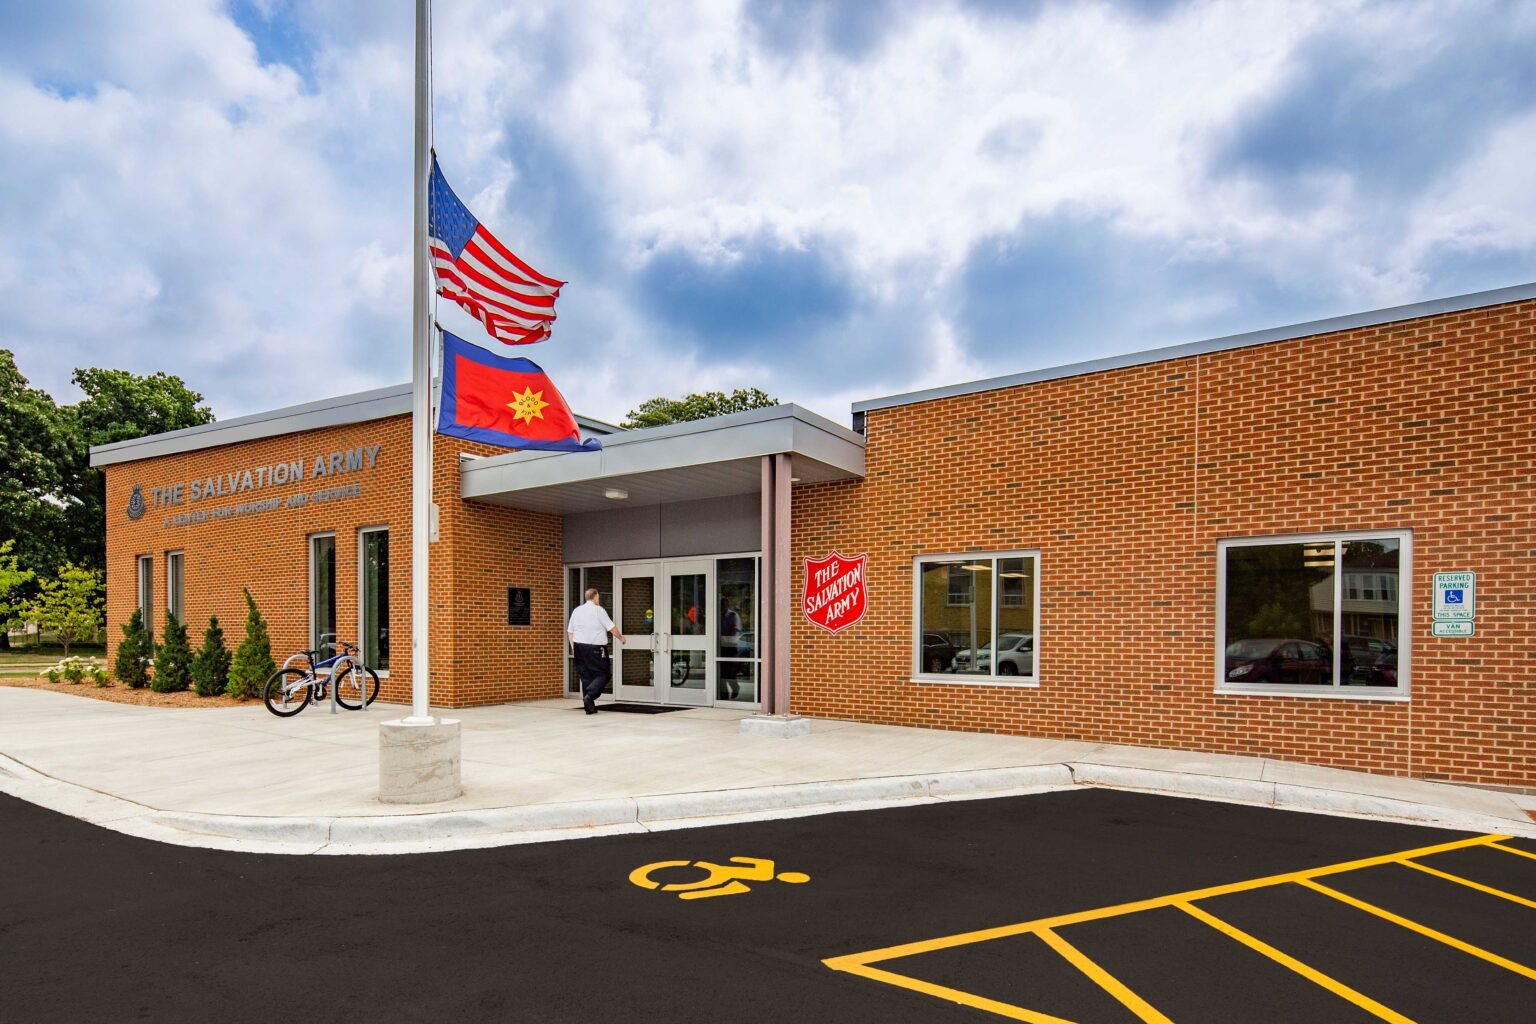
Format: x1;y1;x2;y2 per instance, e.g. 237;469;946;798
1488;841;1536;863
833;960;1082;1024
1398;859;1536;910
822;834;1520;1022
824;834;1506;969
1036;927;1173;1024
1298;879;1536;981
1175;901;1415;1024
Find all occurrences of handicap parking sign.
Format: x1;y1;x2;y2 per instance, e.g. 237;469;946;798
1432;572;1475;621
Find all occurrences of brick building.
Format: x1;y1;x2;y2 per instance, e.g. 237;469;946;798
93;283;1535;788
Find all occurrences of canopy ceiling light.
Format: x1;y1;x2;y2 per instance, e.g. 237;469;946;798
603;487;628;500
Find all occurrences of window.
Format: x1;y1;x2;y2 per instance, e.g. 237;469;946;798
136;555;154;641
165;551;184;624
716;556;760;703
914;551;1039;683
1218;531;1409;697
359;528;389;672
309;533;336;657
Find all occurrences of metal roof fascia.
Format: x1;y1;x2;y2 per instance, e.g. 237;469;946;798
88;384;413;467
852;280;1536;414
460;406;863;500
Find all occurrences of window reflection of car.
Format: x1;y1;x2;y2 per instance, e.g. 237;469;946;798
952;633;1033;676
922;632;957;673
1366;650;1397;687
1225;638;1331;685
1340;635;1396;685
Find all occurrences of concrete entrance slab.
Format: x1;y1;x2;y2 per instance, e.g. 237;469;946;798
0;688;1531;855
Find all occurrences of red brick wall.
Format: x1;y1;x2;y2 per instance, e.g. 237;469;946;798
103;415;565;708
790;299;1536;788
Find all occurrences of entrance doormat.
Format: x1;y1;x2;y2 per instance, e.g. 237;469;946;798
581;702;689;714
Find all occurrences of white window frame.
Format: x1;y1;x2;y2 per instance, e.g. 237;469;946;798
308;532;336;654
1215;529;1411;701
357;526;390;677
165;550;184;624
136;554;154;639
912;549;1041;687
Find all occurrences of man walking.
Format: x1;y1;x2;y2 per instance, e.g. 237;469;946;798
568;588;625;714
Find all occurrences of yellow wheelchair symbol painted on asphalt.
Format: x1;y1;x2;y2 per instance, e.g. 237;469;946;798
629;857;810;900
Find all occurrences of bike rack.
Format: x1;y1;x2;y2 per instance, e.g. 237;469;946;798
279;649;370;715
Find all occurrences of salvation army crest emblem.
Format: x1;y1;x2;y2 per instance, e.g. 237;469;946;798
126;485;146;521
802;551;868;634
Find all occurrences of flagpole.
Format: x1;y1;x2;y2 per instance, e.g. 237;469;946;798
407;0;433;724
380;0;460;805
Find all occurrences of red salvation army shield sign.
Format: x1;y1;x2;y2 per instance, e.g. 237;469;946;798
803;552;869;634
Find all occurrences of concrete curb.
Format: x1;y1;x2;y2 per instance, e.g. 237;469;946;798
1;749;1530;855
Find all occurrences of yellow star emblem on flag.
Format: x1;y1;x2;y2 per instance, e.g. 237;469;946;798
507;386;551;424
506;388;549;429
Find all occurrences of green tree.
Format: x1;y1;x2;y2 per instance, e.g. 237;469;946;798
0;353;74;620
0;539;35;643
191;616;232;698
61;366;214;571
26;564;103;658
115;608;151;689
621;388;778;429
151;612;193;693
227;589;274;700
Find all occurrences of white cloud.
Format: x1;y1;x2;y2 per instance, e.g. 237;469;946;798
0;0;1531;424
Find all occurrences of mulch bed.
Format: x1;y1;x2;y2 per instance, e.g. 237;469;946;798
0;675;255;708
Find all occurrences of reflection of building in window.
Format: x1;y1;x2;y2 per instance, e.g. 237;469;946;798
1222;533;1406;693
946;566;972;606
917;553;1037;680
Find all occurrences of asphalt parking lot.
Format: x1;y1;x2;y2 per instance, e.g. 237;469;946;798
2;787;1532;1023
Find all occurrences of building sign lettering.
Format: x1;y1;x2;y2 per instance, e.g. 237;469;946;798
128;445;384;527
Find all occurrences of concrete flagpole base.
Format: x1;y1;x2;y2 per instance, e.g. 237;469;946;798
739;714;811;739
379;718;462;804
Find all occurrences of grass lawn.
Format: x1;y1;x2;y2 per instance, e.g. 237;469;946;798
0;644;107;665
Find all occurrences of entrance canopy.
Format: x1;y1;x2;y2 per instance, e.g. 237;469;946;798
458;404;865;512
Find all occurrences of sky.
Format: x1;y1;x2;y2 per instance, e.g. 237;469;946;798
2;0;1534;425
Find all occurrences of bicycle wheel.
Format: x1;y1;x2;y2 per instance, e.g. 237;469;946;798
335;665;380;710
263;667;314;717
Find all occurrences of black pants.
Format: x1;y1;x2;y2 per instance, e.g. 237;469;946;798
573;643;611;702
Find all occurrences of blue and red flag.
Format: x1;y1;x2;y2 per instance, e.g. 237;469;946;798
436;332;600;452
429;155;564;346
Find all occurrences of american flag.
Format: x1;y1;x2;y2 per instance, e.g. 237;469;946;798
428;156;564;345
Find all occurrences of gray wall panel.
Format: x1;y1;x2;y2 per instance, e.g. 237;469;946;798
660;494;760;557
564;505;661;562
564;495;760;562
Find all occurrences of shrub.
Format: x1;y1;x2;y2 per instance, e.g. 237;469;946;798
90;665;109;687
191;616;231;698
61;658;86;684
115;608;152;689
151;613;192;693
227;589;274;700
44;667;59;684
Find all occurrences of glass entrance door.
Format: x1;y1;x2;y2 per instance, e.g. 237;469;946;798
614;565;658;702
663;559;713;707
610;559;715;705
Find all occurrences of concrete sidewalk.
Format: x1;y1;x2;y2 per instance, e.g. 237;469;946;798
1;687;1531;855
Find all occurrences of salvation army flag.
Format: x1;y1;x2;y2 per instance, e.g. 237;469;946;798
436;332;600;453
429;155;565;346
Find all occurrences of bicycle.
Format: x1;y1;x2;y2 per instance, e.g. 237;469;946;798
262;638;380;717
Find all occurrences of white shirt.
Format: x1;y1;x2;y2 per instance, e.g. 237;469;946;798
567;602;615;646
